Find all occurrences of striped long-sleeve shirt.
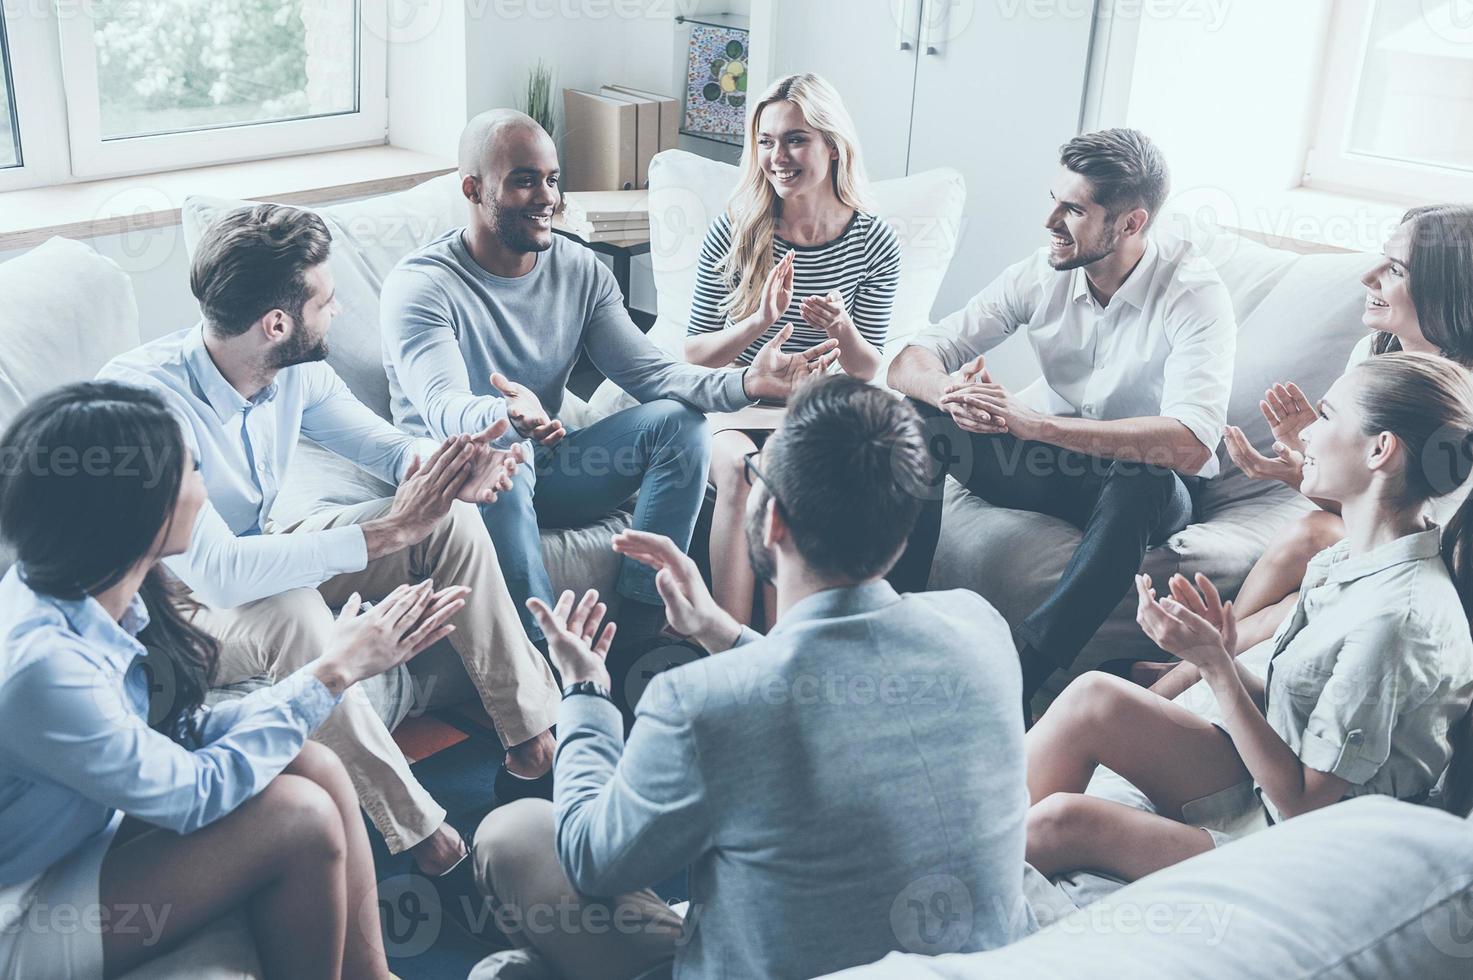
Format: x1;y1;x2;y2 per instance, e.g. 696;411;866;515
687;210;902;366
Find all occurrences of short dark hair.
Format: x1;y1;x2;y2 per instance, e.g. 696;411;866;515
1058;128;1169;228
761;376;929;580
190;204;333;337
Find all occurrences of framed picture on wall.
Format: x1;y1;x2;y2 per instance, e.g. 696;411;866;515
683;22;749;141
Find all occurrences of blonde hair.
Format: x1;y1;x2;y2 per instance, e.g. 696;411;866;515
717;73;873;322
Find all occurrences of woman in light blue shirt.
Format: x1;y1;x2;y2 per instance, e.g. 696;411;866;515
1026;353;1473;883
0;382;467;979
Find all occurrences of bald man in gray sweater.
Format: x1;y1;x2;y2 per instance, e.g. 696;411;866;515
382;111;835;670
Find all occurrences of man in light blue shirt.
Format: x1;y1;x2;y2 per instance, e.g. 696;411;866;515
100;204;558;877
381;110;837;666
471;377;1033;980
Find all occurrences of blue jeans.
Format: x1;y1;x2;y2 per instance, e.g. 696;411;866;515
480;399;712;640
887;398;1197;671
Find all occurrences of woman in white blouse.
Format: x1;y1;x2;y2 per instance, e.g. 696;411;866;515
1025;352;1473;882
0;382;466;979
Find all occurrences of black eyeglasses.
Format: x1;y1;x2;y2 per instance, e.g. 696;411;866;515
742;451;785;513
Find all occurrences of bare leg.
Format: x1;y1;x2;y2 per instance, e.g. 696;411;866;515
1027;672;1250;814
99;771;351;979
1228;510;1343;650
283;742;392;980
709;429;760;626
1027;793;1217;880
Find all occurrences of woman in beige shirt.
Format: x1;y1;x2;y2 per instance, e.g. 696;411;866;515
1025;352;1473;883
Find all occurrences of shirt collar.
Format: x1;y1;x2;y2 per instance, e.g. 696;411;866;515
184;323;279;423
1311;525;1444;588
1069;236;1159;311
20;570;151;671
768;580;901;637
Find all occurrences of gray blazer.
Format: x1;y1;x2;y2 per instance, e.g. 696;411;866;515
554;581;1034;980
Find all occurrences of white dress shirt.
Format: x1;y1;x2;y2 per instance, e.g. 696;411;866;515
903;237;1237;477
100;324;434;609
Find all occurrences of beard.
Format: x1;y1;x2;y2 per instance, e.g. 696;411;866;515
269;320;329;369
1048;222;1121;271
744;486;778;584
489;196;554;255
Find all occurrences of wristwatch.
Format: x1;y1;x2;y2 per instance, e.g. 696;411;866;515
562;680;614;703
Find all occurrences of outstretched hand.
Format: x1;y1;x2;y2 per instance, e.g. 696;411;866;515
526;590;616;688
612;530;743;652
491;372;565;446
1259;382;1315;455
743;323;840;401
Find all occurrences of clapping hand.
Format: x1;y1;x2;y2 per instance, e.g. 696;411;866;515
526;590;616;688
1259;382;1315;456
319;581;470;691
1135;572;1234;672
755;250;796;330
454;418;525;505
612;530;742;652
1223;424;1304;489
743;323;840;401
799;290;855;341
491;372;565;446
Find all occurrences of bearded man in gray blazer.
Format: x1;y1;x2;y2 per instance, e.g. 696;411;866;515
470;376;1034;980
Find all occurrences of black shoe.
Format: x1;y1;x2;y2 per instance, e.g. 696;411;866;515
421;849;512;951
493;764;553;806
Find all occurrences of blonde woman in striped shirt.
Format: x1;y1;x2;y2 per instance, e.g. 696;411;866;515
685;73;902;627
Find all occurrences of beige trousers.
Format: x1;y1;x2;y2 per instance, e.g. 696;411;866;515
194;498;559;854
473;799;683;979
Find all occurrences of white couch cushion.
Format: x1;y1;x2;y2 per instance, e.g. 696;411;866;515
0;237;141;421
821;796;1473;980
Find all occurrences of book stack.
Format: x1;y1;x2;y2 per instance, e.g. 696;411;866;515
562;85;680;192
559;190;650;244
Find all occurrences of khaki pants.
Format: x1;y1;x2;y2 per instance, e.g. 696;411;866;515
194;499;559;854
473;799;683;980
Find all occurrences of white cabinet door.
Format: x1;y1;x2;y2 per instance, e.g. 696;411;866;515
907;0;1095;317
764;0;924;180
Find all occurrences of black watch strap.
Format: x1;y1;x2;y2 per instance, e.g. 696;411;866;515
562;680;613;703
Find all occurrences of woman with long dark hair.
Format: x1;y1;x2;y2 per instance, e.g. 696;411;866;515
1218;207;1473;648
0;382;467;979
1026;353;1473;882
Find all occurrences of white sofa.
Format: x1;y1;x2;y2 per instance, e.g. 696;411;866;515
822;796;1473;980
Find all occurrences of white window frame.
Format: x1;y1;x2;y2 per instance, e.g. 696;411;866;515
1304;0;1473;202
0;0;386;190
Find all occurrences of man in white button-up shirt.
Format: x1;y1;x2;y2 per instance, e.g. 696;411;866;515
101;204;561;878
886;130;1236;710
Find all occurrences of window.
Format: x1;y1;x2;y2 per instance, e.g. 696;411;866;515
0;0;386;188
1306;0;1473;200
0;10;18;169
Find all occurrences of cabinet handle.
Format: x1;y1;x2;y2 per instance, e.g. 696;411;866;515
921;0;952;56
896;0;922;51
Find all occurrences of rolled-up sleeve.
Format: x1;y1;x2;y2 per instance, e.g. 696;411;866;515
0;645;341;836
382;266;509;441
901;253;1037;373
1158;282;1236;469
1298;613;1416;785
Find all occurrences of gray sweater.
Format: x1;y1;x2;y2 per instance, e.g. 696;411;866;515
381;230;750;442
